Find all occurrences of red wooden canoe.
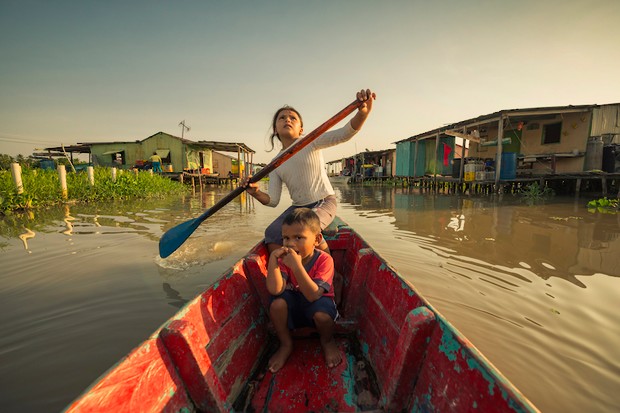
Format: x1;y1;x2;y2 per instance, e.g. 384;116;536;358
65;218;539;412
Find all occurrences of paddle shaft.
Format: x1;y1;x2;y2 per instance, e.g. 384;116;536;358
159;98;363;257
194;99;363;222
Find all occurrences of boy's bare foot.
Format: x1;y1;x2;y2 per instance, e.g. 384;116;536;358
268;343;293;373
321;339;342;368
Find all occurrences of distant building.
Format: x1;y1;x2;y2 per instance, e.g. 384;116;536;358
394;103;620;180
327;149;396;178
41;132;255;174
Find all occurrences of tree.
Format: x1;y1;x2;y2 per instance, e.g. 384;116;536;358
0;154;15;170
15;154;39;169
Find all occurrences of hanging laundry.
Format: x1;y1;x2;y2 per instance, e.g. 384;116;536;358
443;143;452;166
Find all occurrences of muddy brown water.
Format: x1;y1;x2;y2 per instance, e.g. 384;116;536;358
0;183;618;412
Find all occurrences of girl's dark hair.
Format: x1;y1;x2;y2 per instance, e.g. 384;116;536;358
283;208;321;234
268;105;303;151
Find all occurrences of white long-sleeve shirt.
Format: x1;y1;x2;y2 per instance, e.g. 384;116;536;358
266;121;358;207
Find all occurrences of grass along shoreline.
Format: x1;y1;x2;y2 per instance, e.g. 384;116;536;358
0;167;188;213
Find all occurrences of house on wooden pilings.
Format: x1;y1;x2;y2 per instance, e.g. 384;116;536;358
42;132;255;176
394;103;620;184
326;149;396;178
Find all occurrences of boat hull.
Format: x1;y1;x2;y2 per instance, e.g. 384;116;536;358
65;217;538;412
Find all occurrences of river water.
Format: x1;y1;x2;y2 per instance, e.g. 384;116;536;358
0;183;618;413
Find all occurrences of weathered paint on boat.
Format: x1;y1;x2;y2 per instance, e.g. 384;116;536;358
65;217;539;412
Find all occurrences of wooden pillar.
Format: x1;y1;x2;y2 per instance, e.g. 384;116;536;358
87;166;95;186
249;151;254;178
413;139;419;179
434;132;439;183
575;178;581;195
460;127;466;182
58;165;68;199
237;147;242;179
111;167;117;182
11;163;23;194
495;115;504;187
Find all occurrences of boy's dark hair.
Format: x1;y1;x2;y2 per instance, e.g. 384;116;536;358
283;208;321;234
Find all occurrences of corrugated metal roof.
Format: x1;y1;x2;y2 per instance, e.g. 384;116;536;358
50;131;256;155
194;141;255;154
394;103;619;144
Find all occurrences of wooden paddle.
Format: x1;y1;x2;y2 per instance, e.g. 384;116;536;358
159;98;365;258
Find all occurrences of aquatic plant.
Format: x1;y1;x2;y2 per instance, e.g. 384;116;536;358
519;181;555;202
0;167;188;213
587;197;619;214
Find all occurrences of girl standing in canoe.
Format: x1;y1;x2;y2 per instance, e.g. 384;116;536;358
241;89;375;257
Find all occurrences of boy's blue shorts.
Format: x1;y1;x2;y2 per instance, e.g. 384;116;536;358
271;290;338;330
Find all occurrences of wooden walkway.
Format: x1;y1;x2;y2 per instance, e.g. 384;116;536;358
359;172;620;197
162;172;238;187
181;172;238;190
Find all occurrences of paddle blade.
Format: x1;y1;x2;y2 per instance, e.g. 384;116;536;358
159;217;202;258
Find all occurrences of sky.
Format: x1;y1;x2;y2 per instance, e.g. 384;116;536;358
1;0;619;164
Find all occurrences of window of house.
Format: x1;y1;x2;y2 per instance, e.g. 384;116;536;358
542;122;562;144
154;150;171;163
112;152;124;165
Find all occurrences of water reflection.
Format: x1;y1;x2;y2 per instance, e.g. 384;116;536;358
446;213;465;232
334;185;620;286
18;228;35;251
62;205;75;235
331;184;620;413
1;185;618;413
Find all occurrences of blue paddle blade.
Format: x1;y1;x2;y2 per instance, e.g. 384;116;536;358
159;217;202;258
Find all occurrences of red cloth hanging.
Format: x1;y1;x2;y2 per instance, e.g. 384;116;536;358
443;143;452;166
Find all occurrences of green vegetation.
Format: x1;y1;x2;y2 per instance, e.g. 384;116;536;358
1;166;188;213
519;181;555;202
0;153;76;170
587;197;619;214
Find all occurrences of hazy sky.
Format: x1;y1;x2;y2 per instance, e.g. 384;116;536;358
1;0;619;164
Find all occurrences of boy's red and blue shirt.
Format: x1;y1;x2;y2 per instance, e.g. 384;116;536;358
278;249;335;297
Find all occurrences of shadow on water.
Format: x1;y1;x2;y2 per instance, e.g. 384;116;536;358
162;282;188;308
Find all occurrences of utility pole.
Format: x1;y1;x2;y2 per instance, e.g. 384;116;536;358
179;120;190;139
179;120;191;171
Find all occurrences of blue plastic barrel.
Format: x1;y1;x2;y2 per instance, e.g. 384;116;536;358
40;159;55;170
500;152;517;180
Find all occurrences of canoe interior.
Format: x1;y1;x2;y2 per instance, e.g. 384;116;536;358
65;218;538;413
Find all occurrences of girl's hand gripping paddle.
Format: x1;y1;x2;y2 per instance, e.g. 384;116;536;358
159;98;365;258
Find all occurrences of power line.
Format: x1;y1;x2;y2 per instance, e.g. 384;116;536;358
0;135;63;146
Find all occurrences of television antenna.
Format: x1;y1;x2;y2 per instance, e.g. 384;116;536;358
179;120;190;139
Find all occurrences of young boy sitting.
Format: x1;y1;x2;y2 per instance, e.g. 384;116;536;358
266;207;340;373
